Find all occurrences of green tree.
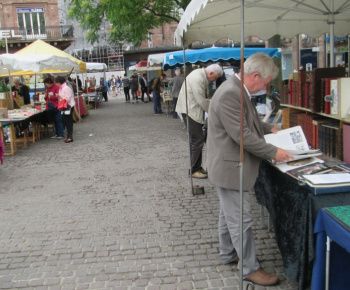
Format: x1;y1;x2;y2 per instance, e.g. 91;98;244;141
68;0;191;47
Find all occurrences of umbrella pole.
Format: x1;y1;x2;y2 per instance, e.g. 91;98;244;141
75;72;81;120
8;69;14;110
239;1;245;290
182;44;194;195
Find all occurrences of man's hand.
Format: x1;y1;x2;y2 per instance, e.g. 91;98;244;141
274;148;294;163
270;127;279;134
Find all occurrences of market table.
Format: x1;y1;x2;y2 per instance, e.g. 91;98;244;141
311;206;350;290
82;93;102;109
254;161;350;290
0;109;49;155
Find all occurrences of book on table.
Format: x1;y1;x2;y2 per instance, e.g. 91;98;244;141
286;162;331;180
298;173;350;195
264;125;322;165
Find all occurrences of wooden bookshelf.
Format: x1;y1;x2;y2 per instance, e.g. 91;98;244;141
280;68;350;161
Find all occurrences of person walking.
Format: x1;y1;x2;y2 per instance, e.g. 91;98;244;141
176;64;223;179
54;76;76;144
43;77;64;139
140;73;151;103
122;74;130;102
100;77;109;102
130;74;139;104
152;74;166;115
206;53;293;287
169;68;184;118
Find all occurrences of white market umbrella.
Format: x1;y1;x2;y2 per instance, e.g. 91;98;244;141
175;0;350;67
0;53;80;109
0;53;80;74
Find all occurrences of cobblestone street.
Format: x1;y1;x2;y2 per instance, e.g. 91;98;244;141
0;96;298;289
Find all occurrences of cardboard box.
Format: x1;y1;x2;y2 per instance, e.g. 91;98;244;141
0;108;8;118
0;99;8;108
0;92;7;100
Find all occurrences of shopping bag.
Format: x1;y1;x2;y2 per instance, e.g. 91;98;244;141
57;99;68;110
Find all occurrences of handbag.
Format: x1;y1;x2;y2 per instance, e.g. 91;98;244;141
57;99;68;110
48;102;58;113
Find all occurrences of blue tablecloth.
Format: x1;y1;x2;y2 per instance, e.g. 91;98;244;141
312;207;350;290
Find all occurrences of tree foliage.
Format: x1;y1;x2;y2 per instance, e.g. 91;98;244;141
67;0;191;47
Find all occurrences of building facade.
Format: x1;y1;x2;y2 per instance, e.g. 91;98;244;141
0;0;74;53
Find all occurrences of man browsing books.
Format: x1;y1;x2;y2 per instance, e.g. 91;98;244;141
206;53;293;287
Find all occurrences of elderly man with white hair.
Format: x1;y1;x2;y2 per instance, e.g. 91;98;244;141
176;63;223;179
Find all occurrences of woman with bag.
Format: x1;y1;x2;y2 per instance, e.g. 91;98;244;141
44;78;64;139
54;76;75;143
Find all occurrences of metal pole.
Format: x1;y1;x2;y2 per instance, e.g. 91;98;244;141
182;43;194;194
239;1;245;289
5;37;8;53
75;71;81;121
325;236;331;290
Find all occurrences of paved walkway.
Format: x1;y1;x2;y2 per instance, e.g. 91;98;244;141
0;96;298;289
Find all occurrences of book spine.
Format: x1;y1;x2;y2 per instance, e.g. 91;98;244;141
309;71;315;112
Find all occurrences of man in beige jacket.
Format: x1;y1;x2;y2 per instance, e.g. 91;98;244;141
206;53;293;286
176;64;223;179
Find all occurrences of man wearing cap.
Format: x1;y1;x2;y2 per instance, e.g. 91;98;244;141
12;77;30;105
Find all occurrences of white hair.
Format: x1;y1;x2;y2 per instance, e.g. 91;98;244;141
206;64;223;77
244;53;279;79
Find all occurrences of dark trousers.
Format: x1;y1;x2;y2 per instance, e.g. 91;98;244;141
172;98;178;118
141;88;151;102
62;107;74;139
182;114;205;173
124;87;130;101
102;92;108;101
50;110;64;137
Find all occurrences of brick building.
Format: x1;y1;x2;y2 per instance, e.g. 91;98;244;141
0;0;73;53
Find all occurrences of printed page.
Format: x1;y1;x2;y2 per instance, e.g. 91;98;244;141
264;126;309;151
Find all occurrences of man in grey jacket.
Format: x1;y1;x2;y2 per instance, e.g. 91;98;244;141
206;53;293;286
169;68;184;118
176;64;223;179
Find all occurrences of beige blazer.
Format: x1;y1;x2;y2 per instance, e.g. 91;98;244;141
175;68;210;124
206;75;277;191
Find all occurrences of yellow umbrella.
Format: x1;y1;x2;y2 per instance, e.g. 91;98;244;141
15;39;86;73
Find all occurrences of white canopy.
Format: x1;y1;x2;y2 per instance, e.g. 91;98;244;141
147;51;182;66
86;62;107;72
175;0;350;47
0;53;80;75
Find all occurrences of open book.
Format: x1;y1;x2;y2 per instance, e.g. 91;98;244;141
264;126;322;164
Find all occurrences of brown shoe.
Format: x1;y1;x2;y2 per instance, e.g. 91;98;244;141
199;167;208;174
244;269;279;287
192;171;208;179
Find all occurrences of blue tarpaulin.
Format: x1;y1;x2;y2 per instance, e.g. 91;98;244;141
163;47;281;70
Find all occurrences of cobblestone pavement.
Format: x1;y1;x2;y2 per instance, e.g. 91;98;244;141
0;96;299;289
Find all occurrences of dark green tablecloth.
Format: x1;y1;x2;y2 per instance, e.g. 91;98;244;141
254;161;350;290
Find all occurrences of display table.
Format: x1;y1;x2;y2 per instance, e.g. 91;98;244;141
0;109;49;155
311;206;350;290
254;161;350;290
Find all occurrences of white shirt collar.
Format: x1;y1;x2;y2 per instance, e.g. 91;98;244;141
235;73;251;100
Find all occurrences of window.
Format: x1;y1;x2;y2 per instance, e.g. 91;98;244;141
148;33;153;48
17;8;46;38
